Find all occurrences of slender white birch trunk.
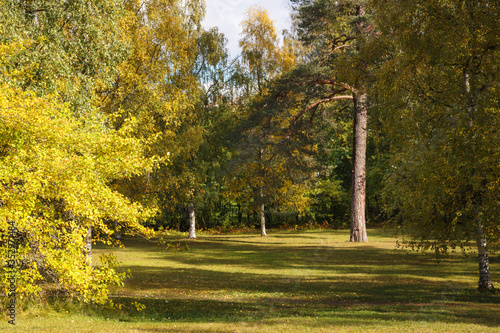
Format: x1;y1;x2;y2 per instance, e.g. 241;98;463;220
188;203;196;239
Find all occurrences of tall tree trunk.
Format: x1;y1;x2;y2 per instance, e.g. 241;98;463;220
477;213;494;291
465;58;494;291
113;220;122;240
188;203;196;239
260;187;267;237
257;147;267;237
349;3;368;242
237;203;242;225
350;92;368;242
85;225;92;267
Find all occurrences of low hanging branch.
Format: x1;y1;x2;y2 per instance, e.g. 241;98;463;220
271;78;356;144
262;74;356;164
331;34;357;46
312;79;357;93
292;92;353;126
332;44;355;53
265;92;353;164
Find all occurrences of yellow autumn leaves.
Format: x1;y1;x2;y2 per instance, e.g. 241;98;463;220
0;39;155;303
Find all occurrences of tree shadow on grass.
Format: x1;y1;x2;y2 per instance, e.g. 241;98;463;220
143;242;477;280
92;232;499;329
111;236;495;294
118;263;494;304
93;294;500;329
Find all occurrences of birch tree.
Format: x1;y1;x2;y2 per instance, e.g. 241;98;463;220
372;0;500;291
237;6;296;236
0;44;155;303
96;0;206;239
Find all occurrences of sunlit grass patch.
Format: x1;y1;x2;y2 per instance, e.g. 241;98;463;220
1;229;499;332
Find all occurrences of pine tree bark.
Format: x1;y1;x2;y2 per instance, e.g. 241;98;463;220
349;3;368;242
350;92;368;242
188;203;196;239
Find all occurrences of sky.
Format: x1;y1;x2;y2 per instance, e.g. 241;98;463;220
202;0;293;58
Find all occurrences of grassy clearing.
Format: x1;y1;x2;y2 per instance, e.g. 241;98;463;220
1;229;499;332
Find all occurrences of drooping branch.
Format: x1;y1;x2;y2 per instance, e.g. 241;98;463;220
315;35;358;63
296;94;353;122
266;94;355;161
312;79;357;93
264;92;353;164
331;34;357;46
332;44;355;53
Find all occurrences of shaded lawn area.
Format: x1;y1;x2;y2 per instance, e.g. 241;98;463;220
1;229;499;332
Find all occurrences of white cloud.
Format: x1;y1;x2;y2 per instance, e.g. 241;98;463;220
202;0;292;58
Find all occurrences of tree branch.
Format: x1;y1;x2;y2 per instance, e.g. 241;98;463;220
265;93;353;164
312;80;357;93
331;35;357;46
333;44;354;52
297;95;353;122
283;93;353;142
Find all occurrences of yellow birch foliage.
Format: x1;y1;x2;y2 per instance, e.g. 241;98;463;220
239;6;296;96
0;43;155;303
99;0;202;144
97;0;205;209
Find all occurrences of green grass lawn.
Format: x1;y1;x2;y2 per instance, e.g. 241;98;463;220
1;229;499;332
